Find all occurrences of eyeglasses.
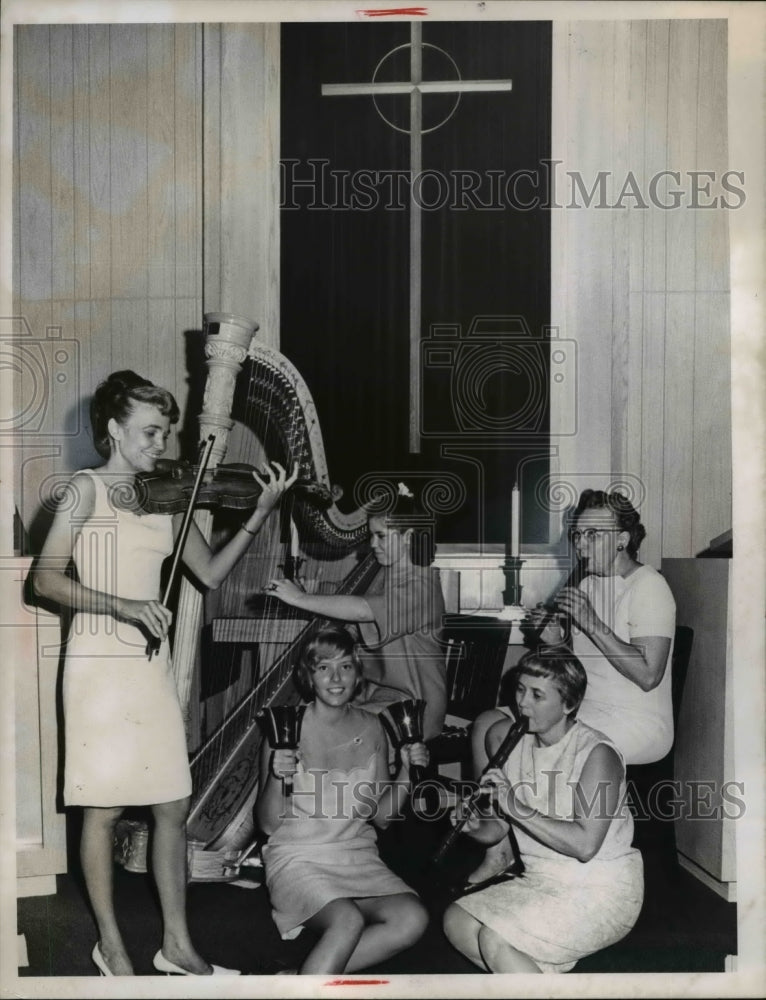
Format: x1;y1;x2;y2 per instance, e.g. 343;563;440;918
568;528;622;544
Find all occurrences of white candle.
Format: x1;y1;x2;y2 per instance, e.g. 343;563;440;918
511;483;520;557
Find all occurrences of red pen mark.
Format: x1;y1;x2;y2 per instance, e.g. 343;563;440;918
356;8;428;16
326;979;390;986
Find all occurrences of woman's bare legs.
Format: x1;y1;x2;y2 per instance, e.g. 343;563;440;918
344;894;428;972
81;806;134;975
150;797;211;974
302;899;366;973
478;925;542;973
301;894;428;974
442;902;488;970
443;904;540;973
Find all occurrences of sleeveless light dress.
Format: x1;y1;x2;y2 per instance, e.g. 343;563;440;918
262;706;417;940
457;721;643;973
62;470;192;807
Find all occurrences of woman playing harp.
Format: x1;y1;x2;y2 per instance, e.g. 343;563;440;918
268;483;448;742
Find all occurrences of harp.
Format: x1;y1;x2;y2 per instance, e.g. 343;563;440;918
174;313;380;881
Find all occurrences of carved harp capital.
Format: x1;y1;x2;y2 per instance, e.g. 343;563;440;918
200;313;259;468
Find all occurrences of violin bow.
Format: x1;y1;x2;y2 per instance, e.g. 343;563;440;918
146;434;216;660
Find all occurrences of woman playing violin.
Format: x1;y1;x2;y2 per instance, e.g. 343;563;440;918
33;370;297;977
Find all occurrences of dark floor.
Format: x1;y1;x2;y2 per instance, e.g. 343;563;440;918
18;804;737;980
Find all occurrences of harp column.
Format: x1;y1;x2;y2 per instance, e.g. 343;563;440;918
172;314;258;736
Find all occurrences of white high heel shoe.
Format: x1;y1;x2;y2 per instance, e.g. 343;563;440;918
152;950;240;976
91;943;113;976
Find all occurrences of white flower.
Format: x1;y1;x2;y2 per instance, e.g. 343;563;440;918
397;482;414;498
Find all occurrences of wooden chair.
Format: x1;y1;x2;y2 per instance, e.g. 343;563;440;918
427;620;512;775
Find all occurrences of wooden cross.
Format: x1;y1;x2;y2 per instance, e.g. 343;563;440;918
322;22;512;452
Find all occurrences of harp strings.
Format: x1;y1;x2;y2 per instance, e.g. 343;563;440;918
199;353;315;777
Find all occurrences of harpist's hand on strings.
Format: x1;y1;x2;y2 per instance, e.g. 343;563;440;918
251;461;299;517
266;578;304;606
114;597;172;641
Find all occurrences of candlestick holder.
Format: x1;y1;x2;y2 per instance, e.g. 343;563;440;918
498;555;527;622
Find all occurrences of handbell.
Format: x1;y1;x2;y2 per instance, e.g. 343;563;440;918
257;705;306;795
380;699;427;788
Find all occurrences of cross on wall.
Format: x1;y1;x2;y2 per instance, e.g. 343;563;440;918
322;22;513;453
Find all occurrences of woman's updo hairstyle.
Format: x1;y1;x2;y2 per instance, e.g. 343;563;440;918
366;482;435;567
574;488;646;558
90;370;180;458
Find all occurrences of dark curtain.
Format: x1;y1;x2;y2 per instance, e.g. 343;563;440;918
281;21;551;545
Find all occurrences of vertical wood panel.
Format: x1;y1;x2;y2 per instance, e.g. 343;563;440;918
87;26;111;304
554;18;730;562
110;25;148;300
72;27;92;303
639;293;666;567
662;293;696;554
666;21;699;292
626;292;644;479
149;298;181;456
692;293;732;552
610;22;632;477
202;25;222;313
147;24;177;303
175;25;202;307
696;20;730;293
15;26;54;533
552;22;615;483
50;27;75;305
205;23;280;341
627;22;647;291
642;20;669;293
16;26;52;308
13;23;204;544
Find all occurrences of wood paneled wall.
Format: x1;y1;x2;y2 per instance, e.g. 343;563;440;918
12;18;733;568
202;23;281;342
550;20;732;568
13;24;204;547
11;23;282;550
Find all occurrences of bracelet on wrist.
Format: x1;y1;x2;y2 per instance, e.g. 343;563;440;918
240;522;257;537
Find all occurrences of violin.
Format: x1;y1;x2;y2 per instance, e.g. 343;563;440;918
134;459;333;514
